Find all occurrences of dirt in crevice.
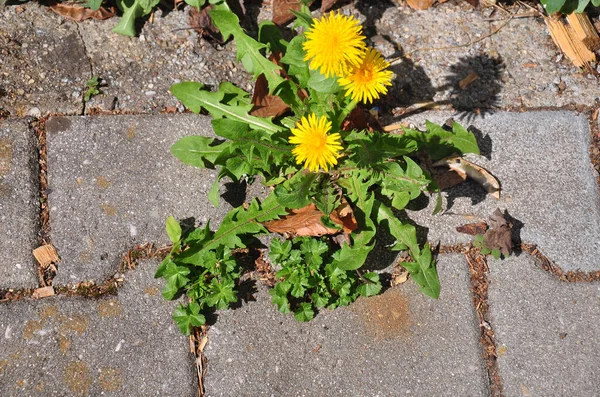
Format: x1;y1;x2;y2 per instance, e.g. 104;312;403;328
464;248;504;397
31;118;53;286
521;243;600;282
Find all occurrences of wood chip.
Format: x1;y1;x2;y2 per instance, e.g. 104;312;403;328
32;286;55;299
198;335;208;351
33;244;60;267
566;13;600;51
544;15;595;70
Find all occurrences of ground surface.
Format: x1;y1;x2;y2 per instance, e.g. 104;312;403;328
1;1;600;396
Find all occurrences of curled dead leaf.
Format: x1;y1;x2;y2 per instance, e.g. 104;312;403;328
434;156;500;199
49;3;116;21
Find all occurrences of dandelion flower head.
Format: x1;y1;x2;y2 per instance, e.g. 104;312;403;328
289;114;343;172
338;48;394;104
303;12;366;78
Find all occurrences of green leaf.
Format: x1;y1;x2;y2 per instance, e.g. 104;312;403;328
173;302;206;335
204;277;237;310
184;0;205;11
291;9;313;29
307;70;340;94
280;36;310;87
269;239;292;264
171;135;230;168
270;284;291;313
357;272;382;297
165;216;182;244
400;243;440;299
376;203;419;254
163;261;191;289
208;178;221;208
161;279;179;300
311;292;329;309
203;195;288;252
87;0;103;10
258;21;288;54
540;0;567;13
294;302;315;322
402;121;480;160
274;172;316;209
209;10;284;92
112;0;159;36
170;82;281;133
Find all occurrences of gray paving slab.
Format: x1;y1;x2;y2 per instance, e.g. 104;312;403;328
76;8;253;114
0;118;40;289
401;110;600;272
372;2;600;110
487;255;600;397
47;114;261;285
0;259;197;396
0;4;88;116
203;254;489;397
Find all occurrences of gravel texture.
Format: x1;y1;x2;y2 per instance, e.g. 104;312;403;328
487;255;600;397
0;259;197;396
46;114;261;285
0;4;88;116
203;254;489;397
0;118;40;289
401;110;600;272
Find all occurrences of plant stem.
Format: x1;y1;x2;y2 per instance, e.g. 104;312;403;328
337;99;358;128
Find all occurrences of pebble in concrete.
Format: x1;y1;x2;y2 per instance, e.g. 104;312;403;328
0;4;88;116
403;111;600;272
46;114;255;285
487;255;600;397
0;260;197;396
0;119;40;289
203;255;489;397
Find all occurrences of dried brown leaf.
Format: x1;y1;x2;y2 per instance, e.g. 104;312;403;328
188;6;223;43
273;0;314;26
328;197;358;234
49;3;116;21
434;156;500;199
264;203;340;237
483;208;512;255
456;221;488;236
321;0;341;11
434;169;468;190
341;106;383;133
406;0;435;10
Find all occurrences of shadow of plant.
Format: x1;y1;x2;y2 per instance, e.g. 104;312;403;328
440;54;505;121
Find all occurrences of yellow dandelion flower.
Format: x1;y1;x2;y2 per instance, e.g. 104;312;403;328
289;114;343;172
338;48;394;104
303;12;366;78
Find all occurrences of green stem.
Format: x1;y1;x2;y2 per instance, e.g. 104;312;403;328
337;99;358;129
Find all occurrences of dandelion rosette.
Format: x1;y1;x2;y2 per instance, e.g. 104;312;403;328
303;12;366;78
338;48;394;104
289;114;343;172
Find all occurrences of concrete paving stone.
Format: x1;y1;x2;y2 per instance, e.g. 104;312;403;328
487;255;600;397
401;110;600;272
47;114;263;285
0;118;40;289
0;4;88;116
203;254;489;397
76;7;253;114
372;2;600;110
0;259;197;396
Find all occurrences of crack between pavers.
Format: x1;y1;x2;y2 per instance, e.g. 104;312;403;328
74;22;94;116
